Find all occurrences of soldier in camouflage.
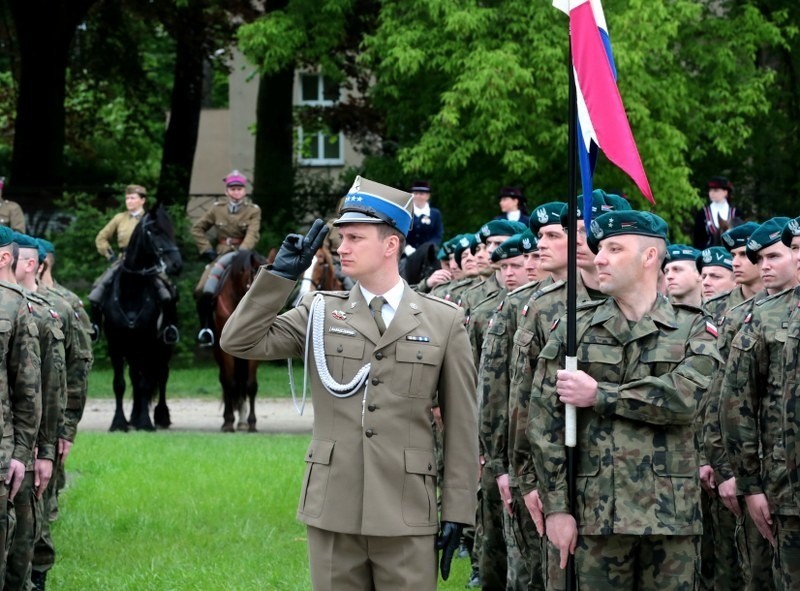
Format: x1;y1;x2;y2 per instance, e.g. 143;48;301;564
0;226;41;583
664;244;703;307
720;217;800;590
530;210;719;591
697;246;736;304
4;233;65;591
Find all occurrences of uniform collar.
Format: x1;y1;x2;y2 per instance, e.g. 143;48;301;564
413;204;431;217
359;279;405;313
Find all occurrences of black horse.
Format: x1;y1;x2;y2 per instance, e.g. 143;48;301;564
400;241;441;286
100;202;182;431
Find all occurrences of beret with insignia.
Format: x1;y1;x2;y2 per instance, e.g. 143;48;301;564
587;210;669;254
696;246;733;272
721;221;760;252
519;228;538;254
491;234;525;262
529;201;567;234
478;219;527;243
454;233;480;268
781;216;800;247
663;244;700;269
746;217;791;264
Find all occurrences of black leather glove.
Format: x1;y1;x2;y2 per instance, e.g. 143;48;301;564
436;521;464;581
270;218;329;281
106;249;117;262
201;249;217;263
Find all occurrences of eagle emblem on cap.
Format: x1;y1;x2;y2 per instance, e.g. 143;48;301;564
747;239;760;251
702;249;712;263
522;237;532;250
536;208;549;224
789;220;800;235
590;219;603;240
481;225;490;236
722;233;734;247
460;237;469;247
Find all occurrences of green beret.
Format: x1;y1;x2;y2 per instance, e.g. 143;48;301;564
781;216;800;247
588;210;669;254
664;244;701;268
37;239;55;254
477;220;527;243
35;241;46;264
602;193;633;212
0;226;14;248
519;228;538;253
559;189;632;227
12;232;38;249
696;247;733;272
455;233;480;268
491;234;525;262
746;217;791;264
529;202;566;234
441;235;461;257
721;221;760;251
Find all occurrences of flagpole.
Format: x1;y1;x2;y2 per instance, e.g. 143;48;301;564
565;41;579;591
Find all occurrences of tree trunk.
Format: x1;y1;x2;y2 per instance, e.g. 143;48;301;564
156;6;206;207
8;0;96;211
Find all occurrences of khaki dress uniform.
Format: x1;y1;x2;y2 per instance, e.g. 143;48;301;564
220;271;478;591
95;212;141;258
0;200;25;233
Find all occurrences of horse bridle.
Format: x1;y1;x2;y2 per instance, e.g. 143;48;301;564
122;216;179;276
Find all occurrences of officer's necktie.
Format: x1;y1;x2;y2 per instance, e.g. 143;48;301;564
369;296;387;335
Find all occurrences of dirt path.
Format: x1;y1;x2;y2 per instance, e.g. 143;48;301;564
79;397;314;434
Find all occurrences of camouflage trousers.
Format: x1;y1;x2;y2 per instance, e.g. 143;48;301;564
773;514;800;591
734;500;774;591
700;490;744;591
507;486;544;591
573;534;700;591
0;479;15;584
32;458;64;574
477;467;507;589
5;472;40;591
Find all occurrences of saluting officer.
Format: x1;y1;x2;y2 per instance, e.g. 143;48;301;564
220;176;478;591
192;170;261;347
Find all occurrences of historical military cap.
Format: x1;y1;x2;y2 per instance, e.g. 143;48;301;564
498;186;524;200
334;176;414;237
519;228;538;253
125;184;146;197
0;226;14;248
665;244;701;267
477;219;527;243
708;176;733;193
696;246;733;272
529;202;566;234
224;170;247;187
745;217;791;264
491;234;525;263
721;221;759;251
12;232;38;250
587;210;669;254
455;233;480;268
781;216;800;247
411;180;431;192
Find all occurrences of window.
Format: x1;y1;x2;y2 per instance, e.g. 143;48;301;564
297;73;343;166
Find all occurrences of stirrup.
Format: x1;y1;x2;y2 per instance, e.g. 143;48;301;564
90;324;101;343
163;325;180;345
197;328;215;348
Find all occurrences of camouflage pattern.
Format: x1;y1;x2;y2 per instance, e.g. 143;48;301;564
190;198;261;255
5;472;39;591
459;273;500;316
478;280;542;591
721;286;800;588
576;534;700;591
0;200;25;233
529;296;719;537
430;275;479;304
468;285;506;371
703;285;748;327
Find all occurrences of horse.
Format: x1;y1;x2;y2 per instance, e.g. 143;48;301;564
212;249;268;432
101;202;182;432
293;245;344;306
400;241;442;286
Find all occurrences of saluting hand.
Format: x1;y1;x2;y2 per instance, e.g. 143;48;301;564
270;219;330;281
555;369;598;407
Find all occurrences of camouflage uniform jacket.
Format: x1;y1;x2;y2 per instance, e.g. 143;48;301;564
513;275;599;493
24;291;66;465
0;199;25;233
468;285;507;372
721;286;800;514
191;199;261;255
0;281;41;476
529;296;719;535
459;273;500;312
703;285;746;327
42;283;93;442
782;287;800;489
478;280;541;479
95;212;141;258
703;291;763;482
430;276;480;304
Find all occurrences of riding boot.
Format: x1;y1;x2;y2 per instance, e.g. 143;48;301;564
162;299;180;345
89;303;103;343
195;292;215;348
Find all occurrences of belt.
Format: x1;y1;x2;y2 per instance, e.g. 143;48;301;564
218;237;243;247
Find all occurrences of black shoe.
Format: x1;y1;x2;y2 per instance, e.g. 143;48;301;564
197;328;215;348
31;570;47;591
163;325;180;345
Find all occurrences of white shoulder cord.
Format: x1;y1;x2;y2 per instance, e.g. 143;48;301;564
288;293;371;415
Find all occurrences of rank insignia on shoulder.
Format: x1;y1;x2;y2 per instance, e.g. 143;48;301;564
496;301;504;312
744;313;752;324
406;335;430;342
444;294;451;301
73;311;80;320
26;302;33;313
49;309;59;320
332;310;347;321
551;317;560;331
705;320;718;337
521;304;529;317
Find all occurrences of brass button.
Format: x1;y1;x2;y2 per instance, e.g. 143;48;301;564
367;404;377;412
365;429;375;438
336;344;343;353
371;378;380;386
375;352;383;360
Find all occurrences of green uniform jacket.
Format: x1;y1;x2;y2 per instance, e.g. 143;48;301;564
530;296;719;536
721;286;800;514
220;270;478;536
191;200;261;255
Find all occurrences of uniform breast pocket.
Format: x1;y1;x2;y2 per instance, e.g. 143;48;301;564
511;329;534;385
0;318;12;361
324;338;365;384
392;342;441;398
47;325;66;374
577;343;623;382
299;439;335;518
652;450;698;525
639;344;685;378
402;448;437;526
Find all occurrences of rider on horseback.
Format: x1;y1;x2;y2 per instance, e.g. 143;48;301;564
88;185;179;343
191;170;261;347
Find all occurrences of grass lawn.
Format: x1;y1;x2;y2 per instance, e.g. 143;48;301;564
51;432;473;590
87;360;306;400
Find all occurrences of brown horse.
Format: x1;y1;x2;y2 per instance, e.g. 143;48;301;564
212;249;269;432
